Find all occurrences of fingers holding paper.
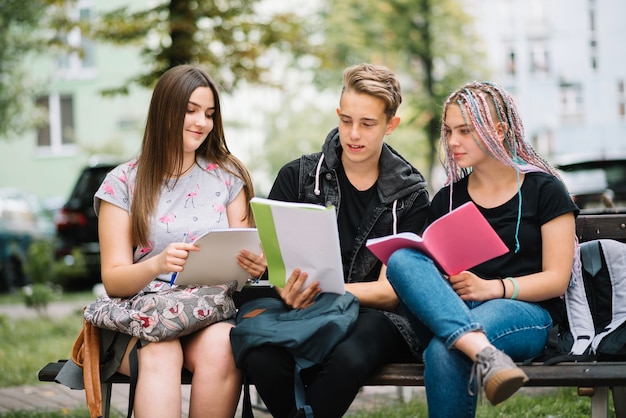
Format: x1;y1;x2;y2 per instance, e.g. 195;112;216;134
277;268;321;310
237;249;267;278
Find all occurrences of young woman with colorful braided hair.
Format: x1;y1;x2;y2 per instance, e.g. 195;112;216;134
385;81;579;417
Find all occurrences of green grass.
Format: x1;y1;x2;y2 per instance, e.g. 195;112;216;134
0;290;93;305
0;312;83;387
0;408;124;418
344;387;616;418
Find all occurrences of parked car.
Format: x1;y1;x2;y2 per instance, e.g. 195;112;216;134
553;153;626;212
55;157;120;290
0;188;54;292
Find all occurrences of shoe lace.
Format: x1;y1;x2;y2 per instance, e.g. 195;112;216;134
468;349;494;402
469;361;481;397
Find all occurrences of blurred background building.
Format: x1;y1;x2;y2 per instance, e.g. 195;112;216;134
0;0;624;202
468;0;625;159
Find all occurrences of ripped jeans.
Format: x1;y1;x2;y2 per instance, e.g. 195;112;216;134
386;249;552;418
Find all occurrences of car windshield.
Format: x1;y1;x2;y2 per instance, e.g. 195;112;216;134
555;157;626;211
0;190;41;234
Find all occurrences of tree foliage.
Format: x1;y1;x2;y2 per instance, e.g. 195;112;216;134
0;0;77;140
315;0;488;179
88;0;312;94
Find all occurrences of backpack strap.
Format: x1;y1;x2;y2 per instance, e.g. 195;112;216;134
240;373;254;418
294;363;314;418
126;340;140;418
566;240;601;355
581;238;604;276
541;353;595;366
590;239;626;353
73;319;102;418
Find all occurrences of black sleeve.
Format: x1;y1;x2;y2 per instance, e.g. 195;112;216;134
397;191;430;235
267;159;301;202
536;174;580;223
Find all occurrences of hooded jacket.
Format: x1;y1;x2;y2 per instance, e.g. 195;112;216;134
269;127;430;355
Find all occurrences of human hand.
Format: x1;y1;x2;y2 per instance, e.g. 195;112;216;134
276;268;321;309
236;249;267;279
161;241;199;275
447;271;495;301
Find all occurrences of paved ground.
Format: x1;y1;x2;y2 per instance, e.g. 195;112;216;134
0;300;421;416
0;380;419;417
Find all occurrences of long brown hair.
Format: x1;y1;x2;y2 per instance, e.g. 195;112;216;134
131;65;254;247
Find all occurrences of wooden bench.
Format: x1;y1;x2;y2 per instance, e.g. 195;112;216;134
38;212;626;418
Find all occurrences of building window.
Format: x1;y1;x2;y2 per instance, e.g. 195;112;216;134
619;80;625;119
531;128;554;157
529;41;550;74
559;83;584;123
36;94;76;154
589;4;598;72
55;0;95;79
505;49;516;76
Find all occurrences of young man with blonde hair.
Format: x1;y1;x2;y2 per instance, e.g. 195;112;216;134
240;63;430;417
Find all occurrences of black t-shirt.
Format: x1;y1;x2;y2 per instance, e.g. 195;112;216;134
336;165;378;266
429;172;579;320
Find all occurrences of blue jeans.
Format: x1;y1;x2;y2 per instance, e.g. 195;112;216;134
387;249;552;418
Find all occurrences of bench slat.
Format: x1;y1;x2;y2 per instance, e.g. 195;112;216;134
363;362;626;387
576;213;626;242
40;360;626;388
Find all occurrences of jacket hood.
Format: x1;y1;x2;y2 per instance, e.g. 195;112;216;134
320;127;428;204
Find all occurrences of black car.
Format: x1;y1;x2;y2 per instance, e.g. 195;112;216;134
55;158;119;290
554;153;626;212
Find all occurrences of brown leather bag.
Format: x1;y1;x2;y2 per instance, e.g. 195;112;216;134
71;319;102;418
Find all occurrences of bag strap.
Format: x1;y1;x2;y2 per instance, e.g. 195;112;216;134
566;240;601;355
72;318;103;418
542;353;595;366
126;340;140;418
240;372;254;418
294;363;314;418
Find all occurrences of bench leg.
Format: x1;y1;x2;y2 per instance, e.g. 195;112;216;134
612;386;626;418
102;382;112;418
590;386;609;418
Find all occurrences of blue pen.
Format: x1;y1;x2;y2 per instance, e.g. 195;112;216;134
170;232;189;285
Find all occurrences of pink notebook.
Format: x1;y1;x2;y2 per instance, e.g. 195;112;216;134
366;201;509;275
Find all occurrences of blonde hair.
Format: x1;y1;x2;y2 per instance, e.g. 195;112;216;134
341;63;402;121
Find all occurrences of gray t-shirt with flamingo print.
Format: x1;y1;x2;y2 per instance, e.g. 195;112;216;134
94;157;245;283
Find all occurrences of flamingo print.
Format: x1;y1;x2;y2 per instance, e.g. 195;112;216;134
102;180;115;196
206;163;218;171
138;241;153;255
185;183;199;208
213;204;225;223
159;213;176;232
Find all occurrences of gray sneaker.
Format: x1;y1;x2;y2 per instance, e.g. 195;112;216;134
473;346;528;405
